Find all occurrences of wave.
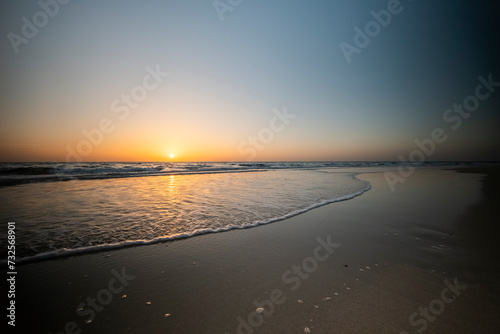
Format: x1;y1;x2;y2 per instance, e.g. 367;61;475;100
1;174;371;266
0;166;54;175
0;161;478;187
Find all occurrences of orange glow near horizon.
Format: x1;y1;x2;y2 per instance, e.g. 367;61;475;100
0;139;406;163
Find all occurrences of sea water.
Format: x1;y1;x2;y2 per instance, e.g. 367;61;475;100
0;161;469;263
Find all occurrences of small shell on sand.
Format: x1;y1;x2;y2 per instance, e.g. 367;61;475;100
333;292;339;296
256;308;264;314
298;299;304;304
304;327;311;333
164;313;171;317
146;302;152;305
121;295;127;299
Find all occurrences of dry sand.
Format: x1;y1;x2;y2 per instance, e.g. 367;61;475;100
14;167;500;333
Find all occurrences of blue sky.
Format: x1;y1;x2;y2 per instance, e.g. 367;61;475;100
1;0;499;161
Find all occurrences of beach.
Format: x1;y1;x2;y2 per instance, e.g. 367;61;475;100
12;166;500;333
3;0;500;333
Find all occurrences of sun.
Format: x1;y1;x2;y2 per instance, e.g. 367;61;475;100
169;154;175;159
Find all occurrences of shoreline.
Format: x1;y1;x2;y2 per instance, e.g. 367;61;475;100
13;166;500;333
5;172;371;267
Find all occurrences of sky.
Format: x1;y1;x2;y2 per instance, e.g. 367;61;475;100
1;0;499;162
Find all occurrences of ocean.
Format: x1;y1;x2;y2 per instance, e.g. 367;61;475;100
0;161;479;264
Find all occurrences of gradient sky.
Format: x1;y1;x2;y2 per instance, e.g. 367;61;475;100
1;0;499;162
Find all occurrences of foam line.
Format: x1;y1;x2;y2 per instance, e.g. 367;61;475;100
2;175;371;266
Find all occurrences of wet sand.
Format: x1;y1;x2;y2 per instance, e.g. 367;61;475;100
14;167;500;333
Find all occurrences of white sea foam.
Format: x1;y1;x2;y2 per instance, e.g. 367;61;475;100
1;173;371;266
